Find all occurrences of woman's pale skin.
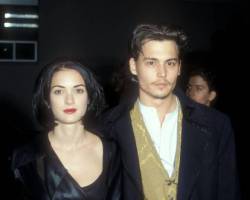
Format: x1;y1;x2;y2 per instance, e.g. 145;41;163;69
48;68;103;187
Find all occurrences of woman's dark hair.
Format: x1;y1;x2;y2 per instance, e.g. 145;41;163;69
32;59;105;131
130;24;188;60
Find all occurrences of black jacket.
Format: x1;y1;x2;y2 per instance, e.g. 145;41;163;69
12;134;121;200
103;88;240;200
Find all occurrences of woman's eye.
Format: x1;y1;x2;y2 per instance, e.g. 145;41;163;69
76;88;84;94
54;89;63;95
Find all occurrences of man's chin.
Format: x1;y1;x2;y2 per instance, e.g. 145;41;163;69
140;88;172;100
151;93;169;99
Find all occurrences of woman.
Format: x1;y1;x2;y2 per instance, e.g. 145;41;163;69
186;68;217;107
12;60;121;200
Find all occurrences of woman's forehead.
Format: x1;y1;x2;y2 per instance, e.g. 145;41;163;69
51;68;85;86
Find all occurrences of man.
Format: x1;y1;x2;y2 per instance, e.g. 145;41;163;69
186;67;217;107
104;24;240;200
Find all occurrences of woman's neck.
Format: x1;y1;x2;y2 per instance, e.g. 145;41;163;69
48;122;88;151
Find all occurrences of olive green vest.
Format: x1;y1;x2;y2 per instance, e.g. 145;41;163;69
130;100;183;200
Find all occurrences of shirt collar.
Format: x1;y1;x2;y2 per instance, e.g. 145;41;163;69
138;96;179;116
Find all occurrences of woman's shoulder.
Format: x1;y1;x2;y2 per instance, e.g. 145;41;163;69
12;143;36;171
12;134;46;170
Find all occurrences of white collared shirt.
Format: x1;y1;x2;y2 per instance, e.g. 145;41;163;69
138;98;178;176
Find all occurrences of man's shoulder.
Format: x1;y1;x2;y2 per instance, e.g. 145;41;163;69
198;103;230;124
176;87;230;124
100;103;134;139
102;102;133;123
183;100;232;133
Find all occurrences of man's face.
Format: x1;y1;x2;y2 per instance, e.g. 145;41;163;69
129;40;181;102
186;75;216;106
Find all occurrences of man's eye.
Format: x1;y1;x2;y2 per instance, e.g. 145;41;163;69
197;87;203;91
76;88;84;94
166;61;177;67
145;60;155;66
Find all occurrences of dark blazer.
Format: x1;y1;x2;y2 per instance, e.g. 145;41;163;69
11;134;121;200
104;88;240;200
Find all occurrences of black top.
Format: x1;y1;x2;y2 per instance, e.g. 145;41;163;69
47;136;109;200
80;139;108;200
12;133;121;200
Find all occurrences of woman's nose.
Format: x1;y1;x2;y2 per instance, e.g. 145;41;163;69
65;93;75;105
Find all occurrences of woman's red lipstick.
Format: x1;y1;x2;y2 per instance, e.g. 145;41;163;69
63;108;77;114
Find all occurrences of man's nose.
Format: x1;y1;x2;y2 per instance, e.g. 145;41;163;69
157;64;166;77
186;87;193;97
189;89;196;98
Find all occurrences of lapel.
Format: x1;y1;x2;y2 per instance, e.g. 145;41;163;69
112;88;213;199
36;135;88;200
116;112;143;196
176;89;212;200
177;117;208;200
116;106;209;200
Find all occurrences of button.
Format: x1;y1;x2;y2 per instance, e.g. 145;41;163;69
167;195;174;200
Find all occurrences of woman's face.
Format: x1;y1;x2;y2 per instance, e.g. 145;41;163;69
186;75;215;106
49;68;88;125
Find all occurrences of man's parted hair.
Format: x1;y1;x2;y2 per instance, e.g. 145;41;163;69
130;24;188;60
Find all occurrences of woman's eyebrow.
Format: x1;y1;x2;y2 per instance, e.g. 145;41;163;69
74;84;85;88
51;84;85;89
51;85;64;89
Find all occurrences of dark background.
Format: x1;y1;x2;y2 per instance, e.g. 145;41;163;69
1;0;249;198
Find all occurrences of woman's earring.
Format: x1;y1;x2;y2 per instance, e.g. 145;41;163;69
131;75;138;83
45;101;50;109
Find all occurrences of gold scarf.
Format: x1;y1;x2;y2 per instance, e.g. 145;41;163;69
130;99;183;200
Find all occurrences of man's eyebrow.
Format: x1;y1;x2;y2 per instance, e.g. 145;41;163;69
165;58;179;62
142;57;179;62
143;57;158;61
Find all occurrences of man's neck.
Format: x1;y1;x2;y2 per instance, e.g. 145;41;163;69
139;93;177;124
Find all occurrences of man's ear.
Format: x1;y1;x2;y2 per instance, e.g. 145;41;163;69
209;90;217;102
129;58;137;76
178;60;182;76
